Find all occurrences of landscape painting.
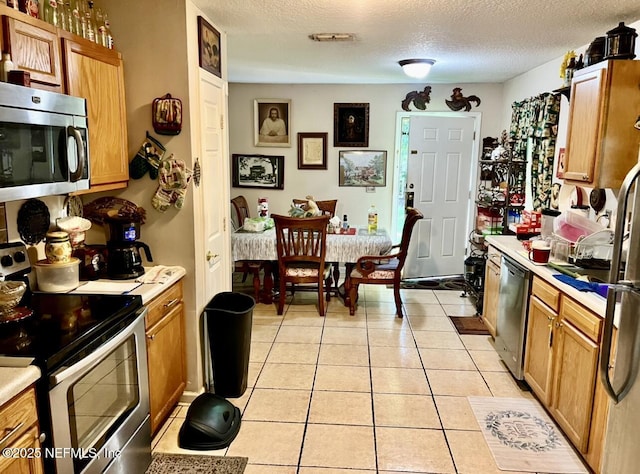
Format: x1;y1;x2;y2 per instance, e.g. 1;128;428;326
338;150;387;187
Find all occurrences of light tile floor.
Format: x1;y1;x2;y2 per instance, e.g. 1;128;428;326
152;281;582;474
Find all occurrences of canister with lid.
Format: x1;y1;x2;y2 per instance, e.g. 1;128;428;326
45;231;72;264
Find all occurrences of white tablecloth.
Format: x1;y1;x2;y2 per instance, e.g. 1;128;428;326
231;227;393;263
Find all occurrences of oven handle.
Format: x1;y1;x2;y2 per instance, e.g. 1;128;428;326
49;311;145;387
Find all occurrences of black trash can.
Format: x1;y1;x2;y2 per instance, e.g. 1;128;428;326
205;292;255;398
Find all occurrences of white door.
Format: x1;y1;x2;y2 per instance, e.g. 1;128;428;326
199;74;230;303
404;114;477;279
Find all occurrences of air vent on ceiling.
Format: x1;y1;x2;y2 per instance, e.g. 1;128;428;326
309;33;355;42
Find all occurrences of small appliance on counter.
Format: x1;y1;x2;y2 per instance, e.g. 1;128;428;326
105;218;153;279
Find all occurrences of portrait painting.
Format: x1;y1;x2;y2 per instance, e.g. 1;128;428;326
232;154;285;189
254;99;291;147
338;150;387;187
334;103;369;147
198;16;221;78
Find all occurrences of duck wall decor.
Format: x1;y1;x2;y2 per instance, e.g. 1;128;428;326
401;86;432;111
445;88;481;111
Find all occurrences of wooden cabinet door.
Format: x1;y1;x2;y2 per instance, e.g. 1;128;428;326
62;38;128;192
524;296;556;406
550;318;599;452
0;426;44;474
1;15;62;91
564;66;605;184
482;260;500;337
147;302;186;435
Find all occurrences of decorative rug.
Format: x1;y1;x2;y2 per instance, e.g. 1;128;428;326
146;454;248;474
448;315;490;335
400;275;466;291
468;397;588;473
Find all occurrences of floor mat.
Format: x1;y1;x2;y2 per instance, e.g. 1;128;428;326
146;454;248;474
400;275;466;291
448;315;490;335
468;397;588;473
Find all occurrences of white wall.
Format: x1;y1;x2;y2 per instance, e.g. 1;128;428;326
229;82;504;231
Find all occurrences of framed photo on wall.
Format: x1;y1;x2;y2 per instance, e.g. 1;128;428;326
197;16;221;78
232;154;285;189
254;99;291;147
338;150;387;187
297;132;327;170
334;103;369;147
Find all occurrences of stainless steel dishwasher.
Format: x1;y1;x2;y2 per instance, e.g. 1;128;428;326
495;254;532;380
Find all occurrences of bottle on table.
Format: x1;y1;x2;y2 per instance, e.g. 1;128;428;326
342;214;349;232
367;204;378;234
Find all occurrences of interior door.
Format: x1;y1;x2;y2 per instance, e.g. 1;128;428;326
199;74;230;303
404;114;476;278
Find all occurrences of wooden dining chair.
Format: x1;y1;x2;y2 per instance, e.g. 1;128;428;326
292;198;338;217
348;207;424;318
231;195;263;301
292;198;340;297
273;214;331;316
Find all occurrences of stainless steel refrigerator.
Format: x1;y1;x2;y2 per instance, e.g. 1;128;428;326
600;154;640;473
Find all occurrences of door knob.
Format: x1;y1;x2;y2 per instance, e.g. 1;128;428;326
206;251;219;261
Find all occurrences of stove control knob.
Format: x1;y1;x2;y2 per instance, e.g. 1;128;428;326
14;251;26;263
1;255;13;267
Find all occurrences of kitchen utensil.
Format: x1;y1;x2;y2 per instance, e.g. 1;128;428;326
590;188;607;213
0;281;26;313
17;199;50;245
35;258;80;292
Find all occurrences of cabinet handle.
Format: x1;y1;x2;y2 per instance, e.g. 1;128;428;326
0;422;24;450
38;432;46;443
163;298;179;310
582;175;589;181
147;334;155;341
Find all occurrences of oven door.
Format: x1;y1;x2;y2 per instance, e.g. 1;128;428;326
48;309;150;474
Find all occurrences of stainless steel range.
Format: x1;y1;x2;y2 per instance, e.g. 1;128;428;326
0;242;151;474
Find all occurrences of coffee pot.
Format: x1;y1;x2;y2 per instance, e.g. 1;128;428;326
105;219;153;279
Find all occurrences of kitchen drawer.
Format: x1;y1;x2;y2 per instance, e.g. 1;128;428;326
0;387;37;449
146;280;183;329
532;276;560;312
560;296;602;343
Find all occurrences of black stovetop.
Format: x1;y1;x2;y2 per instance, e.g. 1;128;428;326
0;292;142;374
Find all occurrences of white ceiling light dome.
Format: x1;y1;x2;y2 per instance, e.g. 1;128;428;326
399;59;436;79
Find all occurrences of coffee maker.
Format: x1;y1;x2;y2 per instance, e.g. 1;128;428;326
105;219;153;279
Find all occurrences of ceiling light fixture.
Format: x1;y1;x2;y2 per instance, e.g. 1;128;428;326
309;33;355;42
398;59;435;79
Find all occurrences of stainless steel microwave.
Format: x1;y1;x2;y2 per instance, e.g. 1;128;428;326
0;82;89;202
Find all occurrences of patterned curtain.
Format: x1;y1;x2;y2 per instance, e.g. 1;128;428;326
509;93;560;210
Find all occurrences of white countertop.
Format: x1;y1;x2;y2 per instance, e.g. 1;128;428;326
69;265;186;304
0;266;186;406
0;365;40;406
485;235;607;317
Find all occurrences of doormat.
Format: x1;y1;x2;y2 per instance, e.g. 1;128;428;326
468;397;588;473
399;275;466;291
448;316;490;335
146;454;248;474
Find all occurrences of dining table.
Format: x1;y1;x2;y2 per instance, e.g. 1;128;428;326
231;226;393;304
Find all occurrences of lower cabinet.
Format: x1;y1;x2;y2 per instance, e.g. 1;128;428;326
524;276;606;472
481;249;501;337
145;280;186;435
0;387;44;474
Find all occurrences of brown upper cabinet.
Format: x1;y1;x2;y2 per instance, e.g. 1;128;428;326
62;35;129;192
563;60;640;189
0;5;129;193
1;7;63;92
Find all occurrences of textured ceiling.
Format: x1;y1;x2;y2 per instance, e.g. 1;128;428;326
193;0;640;84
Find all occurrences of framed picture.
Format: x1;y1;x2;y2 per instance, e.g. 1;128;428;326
297;132;327;170
232;154;285;189
339;150;387;187
334;103;369;147
254;99;291;147
198;16;221;78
